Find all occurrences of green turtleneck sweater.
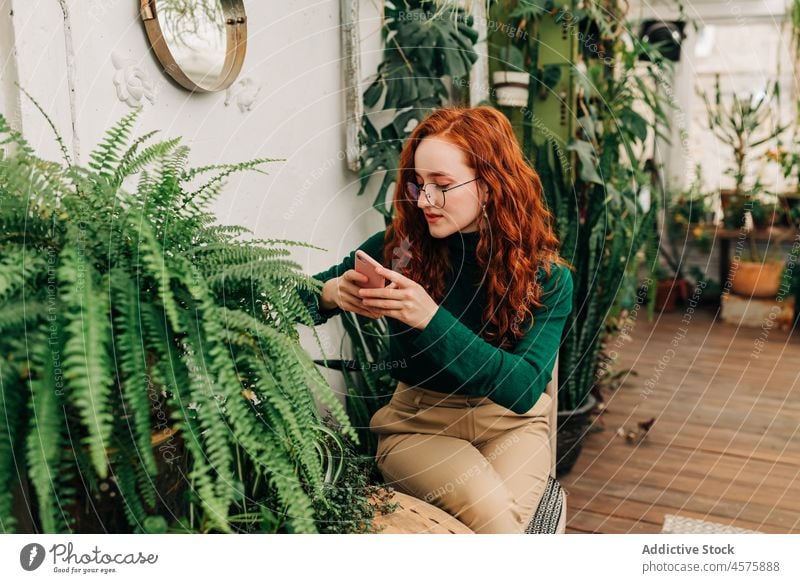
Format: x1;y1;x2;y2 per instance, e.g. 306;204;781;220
298;228;574;415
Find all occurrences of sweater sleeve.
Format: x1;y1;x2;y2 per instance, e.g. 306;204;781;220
410;263;574;414
296;228;387;326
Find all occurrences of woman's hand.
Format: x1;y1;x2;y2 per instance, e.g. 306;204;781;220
321;270;382;319
357;266;439;330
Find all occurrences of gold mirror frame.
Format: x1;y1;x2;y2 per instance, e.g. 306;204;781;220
140;0;247;93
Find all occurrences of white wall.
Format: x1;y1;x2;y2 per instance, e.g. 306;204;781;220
0;0;390;403
0;0;22;134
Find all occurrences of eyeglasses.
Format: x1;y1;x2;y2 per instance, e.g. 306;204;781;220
404;177;480;209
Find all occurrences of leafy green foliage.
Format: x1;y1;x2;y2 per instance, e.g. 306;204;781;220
311;414;397;534
339;312;396;461
0;102;370;533
358;0;479;217
518;8;669;411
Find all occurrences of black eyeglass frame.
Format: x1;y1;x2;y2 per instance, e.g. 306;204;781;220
405;177;480;209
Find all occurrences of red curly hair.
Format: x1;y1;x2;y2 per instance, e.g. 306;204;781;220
380;105;572;350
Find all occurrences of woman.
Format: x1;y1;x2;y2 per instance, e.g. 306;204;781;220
300;106;574;533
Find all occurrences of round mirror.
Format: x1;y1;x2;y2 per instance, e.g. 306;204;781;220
140;0;247;92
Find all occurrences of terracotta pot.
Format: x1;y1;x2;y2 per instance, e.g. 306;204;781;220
730;259;786;297
655;278;689;311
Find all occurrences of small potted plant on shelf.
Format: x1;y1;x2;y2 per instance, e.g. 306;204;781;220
669;165;715;248
653;263;690;312
767;138;800;228
749;195;786;230
487;0;533;108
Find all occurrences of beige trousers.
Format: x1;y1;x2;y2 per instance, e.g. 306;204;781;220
369;380;553;534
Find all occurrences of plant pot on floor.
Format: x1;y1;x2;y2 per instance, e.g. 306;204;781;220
555;393;598;477
730;258;786;297
655;277;689;312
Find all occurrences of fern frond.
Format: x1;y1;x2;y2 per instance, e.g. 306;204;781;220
220;308;358;452
0;247;46;302
88;107;142;178
0;112;34;157
258;433;318;533
180;158;278;212
113;134;181;188
110;272;158;476
0;352;29;533
0;156;70;225
59;244;115;479
222;323;324;493
112;458;148;533
16;84;73;166
180;157;281;183
0;299;44;336
108;422;158;533
128;211;184;334
172;304;236;533
25;329;71;532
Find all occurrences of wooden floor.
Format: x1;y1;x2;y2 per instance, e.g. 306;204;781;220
560;304;800;534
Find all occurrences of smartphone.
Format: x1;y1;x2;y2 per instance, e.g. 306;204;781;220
355;249;387;289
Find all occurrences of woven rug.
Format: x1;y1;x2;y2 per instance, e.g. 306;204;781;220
661;514;763;534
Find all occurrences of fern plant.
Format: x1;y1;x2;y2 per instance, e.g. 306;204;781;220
0;98;366;534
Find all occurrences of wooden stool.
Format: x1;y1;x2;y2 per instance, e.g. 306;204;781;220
368;487;474;534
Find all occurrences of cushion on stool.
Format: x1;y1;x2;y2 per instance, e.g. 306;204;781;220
524;474;566;534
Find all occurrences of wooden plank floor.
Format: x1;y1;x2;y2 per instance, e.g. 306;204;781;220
559;304;800;534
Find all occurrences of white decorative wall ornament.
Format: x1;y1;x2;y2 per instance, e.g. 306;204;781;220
224;77;260;113
112;51;156;107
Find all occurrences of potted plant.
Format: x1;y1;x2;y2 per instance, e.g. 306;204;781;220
729;242;787;298
0;97;379;534
749;196;786;230
492;44;529;106
767;140;800;228
670;164;715;228
488;0;553;108
653;264;688;312
698;74;788;230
